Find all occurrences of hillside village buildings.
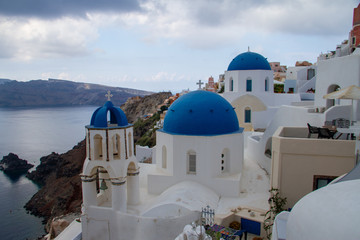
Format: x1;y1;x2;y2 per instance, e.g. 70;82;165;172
55;4;360;240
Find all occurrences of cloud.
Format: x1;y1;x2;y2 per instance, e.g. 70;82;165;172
0;16;98;60
0;0;357;61
0;0;143;19
118;0;356;49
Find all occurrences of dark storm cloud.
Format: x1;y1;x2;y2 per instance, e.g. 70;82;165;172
0;0;145;18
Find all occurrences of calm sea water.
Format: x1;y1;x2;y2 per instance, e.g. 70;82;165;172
0;106;97;240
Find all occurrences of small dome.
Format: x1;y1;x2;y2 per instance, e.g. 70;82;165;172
227;52;271;71
90;101;129;128
163;91;241;135
286;180;360;239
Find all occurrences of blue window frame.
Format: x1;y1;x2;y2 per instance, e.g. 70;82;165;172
245;108;251;123
246;79;252;92
230;79;234;91
265;78;268;91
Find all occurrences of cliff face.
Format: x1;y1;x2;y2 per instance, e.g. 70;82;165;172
121;92;172;123
24;91;172;230
0;79;152;107
25;140;85;221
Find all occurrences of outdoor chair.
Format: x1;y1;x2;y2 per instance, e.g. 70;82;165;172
317;127;336;139
332;118;350;128
307;123;319;138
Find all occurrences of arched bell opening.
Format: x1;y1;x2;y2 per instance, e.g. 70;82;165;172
81;166;113;208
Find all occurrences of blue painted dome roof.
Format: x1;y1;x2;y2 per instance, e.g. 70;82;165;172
227;52;271;71
90;101;129;128
163;91;242;136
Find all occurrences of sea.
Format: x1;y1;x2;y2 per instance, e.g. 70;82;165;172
0;106;97;240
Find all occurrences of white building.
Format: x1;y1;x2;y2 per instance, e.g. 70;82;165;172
246;48;360;173
272;178;360;240
76;92;268;240
148;90;244;197
222;51;300;131
285;65;316;101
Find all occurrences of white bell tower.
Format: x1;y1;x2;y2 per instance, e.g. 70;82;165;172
81;92;140;239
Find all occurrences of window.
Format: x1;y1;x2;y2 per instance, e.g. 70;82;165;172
94;134;103;160
230;78;234;92
162;146;167;169
265;78;269;92
307;69;315;80
128;133;132;157
245;107;251;123
352;36;356;45
313;175;337;190
187;151;196;174
246;79;252;92
112;134;120;159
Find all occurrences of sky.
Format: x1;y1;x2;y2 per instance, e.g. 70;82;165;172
0;0;358;93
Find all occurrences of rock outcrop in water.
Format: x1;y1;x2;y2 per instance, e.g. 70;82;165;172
0;153;34;175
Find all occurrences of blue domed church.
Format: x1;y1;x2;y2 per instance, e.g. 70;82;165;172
222;51;273;131
222;50;300;131
148;90;244;197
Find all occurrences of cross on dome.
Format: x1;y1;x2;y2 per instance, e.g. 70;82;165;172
196;80;204;90
105;90;113;101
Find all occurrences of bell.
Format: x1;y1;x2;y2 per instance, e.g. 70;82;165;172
100;179;108;190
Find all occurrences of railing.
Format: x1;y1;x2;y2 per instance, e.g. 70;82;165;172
201;205;215;226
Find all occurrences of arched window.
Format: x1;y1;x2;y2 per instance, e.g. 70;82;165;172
162;145;167;169
230;78;234;92
221;149;230;172
187;150;196;174
94;134;103;160
128;132;132;157
112;134;121;159
246;78;252;92
265;77;269;92
326;85;340;109
245;107;251;123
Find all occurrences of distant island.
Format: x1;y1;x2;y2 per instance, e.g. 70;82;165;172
0;78;153;107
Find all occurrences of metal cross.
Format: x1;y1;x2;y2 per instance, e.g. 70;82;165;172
196;80;204;90
105;90;113;101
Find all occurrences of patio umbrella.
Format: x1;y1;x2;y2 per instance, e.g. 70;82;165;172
273;80;284;85
323;85;360;100
323;85;360;123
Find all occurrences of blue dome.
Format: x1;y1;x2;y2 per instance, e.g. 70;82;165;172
90;101;129;128
227;52;271;71
163;91;242;136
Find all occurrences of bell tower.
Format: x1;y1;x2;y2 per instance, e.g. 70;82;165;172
81;92;140;238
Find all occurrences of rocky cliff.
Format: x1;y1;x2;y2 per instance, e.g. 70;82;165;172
121;91;172;123
25;141;85;223
0;78;152;107
24;91;172;232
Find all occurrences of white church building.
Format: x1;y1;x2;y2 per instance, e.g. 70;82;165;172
75;91;269;240
148;90;244;197
222;51;300;131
